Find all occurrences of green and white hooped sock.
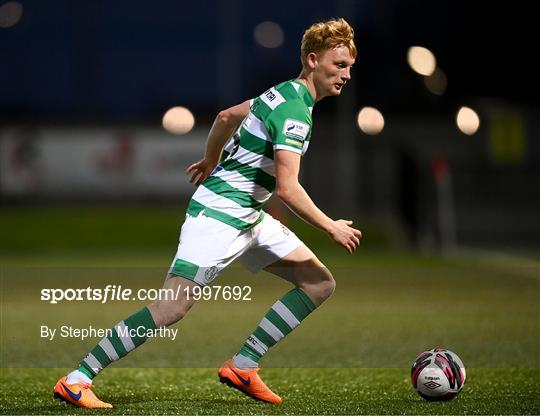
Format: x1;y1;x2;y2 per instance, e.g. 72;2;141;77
234;288;316;369
68;307;157;382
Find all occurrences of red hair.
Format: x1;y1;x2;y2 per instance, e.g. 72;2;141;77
301;18;357;67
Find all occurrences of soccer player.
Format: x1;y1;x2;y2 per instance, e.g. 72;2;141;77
53;17;361;408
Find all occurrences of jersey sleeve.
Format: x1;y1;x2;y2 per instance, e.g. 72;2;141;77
265;100;311;155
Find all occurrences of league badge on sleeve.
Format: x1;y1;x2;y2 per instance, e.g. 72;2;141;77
283;119;309;141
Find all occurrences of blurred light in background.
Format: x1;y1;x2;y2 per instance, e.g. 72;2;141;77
424;67;447;95
407;46;436;76
254;21;284;48
0;1;23;28
162;107;195;135
456;106;480;135
357;107;385;135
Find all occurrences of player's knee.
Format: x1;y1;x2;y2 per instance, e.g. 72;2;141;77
168;303;190;323
317;270;336;301
303;268;335;304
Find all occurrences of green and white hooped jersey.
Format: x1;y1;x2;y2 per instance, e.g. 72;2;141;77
187;79;315;230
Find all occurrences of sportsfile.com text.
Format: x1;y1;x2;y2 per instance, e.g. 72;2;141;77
40;285;252;304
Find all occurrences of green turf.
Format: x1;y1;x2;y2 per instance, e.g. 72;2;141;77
1;368;539;415
1;206;539;414
0;205;392;254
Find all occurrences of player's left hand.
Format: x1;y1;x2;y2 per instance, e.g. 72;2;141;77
327;219;362;254
186;158;217;186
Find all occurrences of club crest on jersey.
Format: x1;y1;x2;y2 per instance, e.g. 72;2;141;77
283;119;309;141
204;266;219;282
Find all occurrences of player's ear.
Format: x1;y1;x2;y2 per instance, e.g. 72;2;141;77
306;52;318;69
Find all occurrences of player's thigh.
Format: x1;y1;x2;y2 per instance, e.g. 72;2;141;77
239;213;331;286
263;244;332;287
238;213;303;275
169;212;251;286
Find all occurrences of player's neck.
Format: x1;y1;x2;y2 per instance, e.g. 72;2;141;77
295;74;319;103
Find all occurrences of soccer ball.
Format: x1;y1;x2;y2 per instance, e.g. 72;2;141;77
411;348;466;401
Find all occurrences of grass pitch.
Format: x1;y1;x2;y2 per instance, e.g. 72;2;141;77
1;206;539;415
1;368;539;415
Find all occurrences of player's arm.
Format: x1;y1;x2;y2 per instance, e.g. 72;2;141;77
274;150;361;254
187;100;250;185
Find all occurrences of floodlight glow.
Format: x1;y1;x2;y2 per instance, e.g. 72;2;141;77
254;21;284;48
357;107;385;135
162;107;195;135
407;46;436;76
0;1;23;28
456;106;480;135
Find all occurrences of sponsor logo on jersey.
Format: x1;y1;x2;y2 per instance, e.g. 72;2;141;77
283;119;309;141
261;88;285;109
264;89;276;102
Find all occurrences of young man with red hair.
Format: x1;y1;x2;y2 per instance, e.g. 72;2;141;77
53;17;361;408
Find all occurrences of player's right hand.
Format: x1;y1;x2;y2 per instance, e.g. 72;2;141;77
328;219;362;254
186;158;217;186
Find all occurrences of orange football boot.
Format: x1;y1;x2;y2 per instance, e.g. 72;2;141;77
218;359;282;404
53;376;112;409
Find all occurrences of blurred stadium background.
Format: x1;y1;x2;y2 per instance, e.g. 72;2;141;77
1;0;538;251
1;1;539;415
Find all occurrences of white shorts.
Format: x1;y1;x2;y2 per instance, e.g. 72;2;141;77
168;211;303;286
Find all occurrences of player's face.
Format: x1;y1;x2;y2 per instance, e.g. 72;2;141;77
312;46;355;98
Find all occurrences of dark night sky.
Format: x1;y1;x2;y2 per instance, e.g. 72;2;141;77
0;0;536;122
